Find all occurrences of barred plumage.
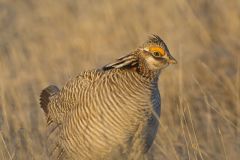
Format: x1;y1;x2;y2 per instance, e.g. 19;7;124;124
40;35;177;160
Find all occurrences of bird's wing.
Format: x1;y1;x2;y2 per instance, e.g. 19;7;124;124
47;72;96;123
40;71;96;159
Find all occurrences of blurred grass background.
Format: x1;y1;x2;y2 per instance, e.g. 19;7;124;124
0;0;239;159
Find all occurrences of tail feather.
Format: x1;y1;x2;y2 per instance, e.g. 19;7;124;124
40;85;59;114
40;85;66;159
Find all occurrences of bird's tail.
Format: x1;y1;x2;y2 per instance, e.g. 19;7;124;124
40;85;59;114
40;85;67;159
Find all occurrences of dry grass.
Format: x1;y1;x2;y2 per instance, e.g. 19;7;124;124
0;0;239;159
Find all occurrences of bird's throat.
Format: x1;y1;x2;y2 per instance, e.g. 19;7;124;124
136;58;160;81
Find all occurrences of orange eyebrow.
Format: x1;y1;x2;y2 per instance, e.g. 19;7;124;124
149;47;165;56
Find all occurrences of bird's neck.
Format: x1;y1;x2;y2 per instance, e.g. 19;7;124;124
136;57;160;82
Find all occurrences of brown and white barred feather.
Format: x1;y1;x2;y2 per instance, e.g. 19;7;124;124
40;68;160;160
103;52;138;70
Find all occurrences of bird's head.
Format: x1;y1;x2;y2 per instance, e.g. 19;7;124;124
138;35;177;71
103;35;176;78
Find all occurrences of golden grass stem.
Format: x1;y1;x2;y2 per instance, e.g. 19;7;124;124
218;128;228;160
0;132;12;160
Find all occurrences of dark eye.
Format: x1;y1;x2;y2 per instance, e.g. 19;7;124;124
153;52;161;57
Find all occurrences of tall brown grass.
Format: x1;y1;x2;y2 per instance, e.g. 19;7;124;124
0;0;239;159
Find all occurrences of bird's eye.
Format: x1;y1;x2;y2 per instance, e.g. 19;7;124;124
153;52;161;57
149;47;166;57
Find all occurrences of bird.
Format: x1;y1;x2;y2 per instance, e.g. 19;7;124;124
40;35;177;160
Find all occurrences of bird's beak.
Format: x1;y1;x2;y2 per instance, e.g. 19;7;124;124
168;55;177;64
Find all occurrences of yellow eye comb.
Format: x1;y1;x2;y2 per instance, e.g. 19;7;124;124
149;47;165;56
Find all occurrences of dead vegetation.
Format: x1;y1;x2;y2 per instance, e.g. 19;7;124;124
0;0;239;159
